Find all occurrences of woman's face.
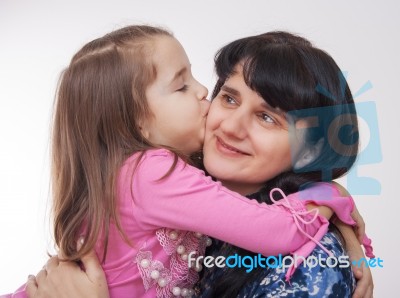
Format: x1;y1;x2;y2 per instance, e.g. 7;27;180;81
203;66;301;195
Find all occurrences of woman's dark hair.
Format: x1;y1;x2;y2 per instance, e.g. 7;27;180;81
206;31;359;297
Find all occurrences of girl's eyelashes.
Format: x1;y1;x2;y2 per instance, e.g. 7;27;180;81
176;85;188;92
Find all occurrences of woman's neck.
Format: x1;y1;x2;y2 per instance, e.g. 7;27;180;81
219;180;263;196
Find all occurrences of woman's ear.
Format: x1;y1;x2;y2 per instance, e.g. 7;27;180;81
293;138;323;170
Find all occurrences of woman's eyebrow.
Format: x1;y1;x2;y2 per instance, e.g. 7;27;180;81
221;85;240;96
262;101;282;112
221;84;285;118
264;103;286;121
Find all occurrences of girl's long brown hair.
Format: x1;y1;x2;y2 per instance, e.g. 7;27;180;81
52;25;172;261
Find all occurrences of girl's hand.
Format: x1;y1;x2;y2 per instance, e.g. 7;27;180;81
350;204;366;243
332;182;366;242
26;247;109;298
335;219;374;298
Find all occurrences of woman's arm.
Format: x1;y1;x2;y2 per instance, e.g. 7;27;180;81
26;250;108;298
335;220;374;298
26;223;373;298
330;182;374;298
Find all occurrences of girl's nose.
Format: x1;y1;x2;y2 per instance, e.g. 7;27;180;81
201;97;211;117
197;83;208;101
196;81;209;116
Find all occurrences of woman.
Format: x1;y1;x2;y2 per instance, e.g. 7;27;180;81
25;31;373;297
195;31;372;297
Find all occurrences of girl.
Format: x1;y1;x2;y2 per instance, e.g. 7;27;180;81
9;26;363;298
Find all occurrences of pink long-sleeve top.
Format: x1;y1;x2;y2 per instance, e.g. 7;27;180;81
7;148;363;298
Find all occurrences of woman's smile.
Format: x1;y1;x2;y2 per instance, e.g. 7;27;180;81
215;136;250;157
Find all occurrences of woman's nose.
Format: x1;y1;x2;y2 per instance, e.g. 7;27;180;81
219;109;247;139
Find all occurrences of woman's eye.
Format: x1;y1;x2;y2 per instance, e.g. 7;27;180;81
222;95;236;105
177;85;188;92
260;113;275;123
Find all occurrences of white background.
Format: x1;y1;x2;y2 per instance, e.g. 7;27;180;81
1;0;399;296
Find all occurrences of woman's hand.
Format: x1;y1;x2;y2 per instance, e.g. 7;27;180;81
25;248;109;298
335;219;374;298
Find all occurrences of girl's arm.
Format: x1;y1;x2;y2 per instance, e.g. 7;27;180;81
128;149;356;257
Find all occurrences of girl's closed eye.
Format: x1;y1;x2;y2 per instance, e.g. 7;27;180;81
177;85;188;92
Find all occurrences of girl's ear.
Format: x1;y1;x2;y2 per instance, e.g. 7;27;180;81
139;125;150;139
293;138;323;170
138;118;151;139
140;127;150;139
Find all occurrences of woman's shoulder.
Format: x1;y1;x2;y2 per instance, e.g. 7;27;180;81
300;181;344;198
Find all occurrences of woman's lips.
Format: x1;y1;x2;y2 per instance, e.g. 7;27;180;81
215;136;249;156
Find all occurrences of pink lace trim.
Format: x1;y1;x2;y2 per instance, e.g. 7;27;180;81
135;229;208;297
157;228;208;284
135;250;172;291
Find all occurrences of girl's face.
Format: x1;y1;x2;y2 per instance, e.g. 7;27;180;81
203;66;301;195
143;36;209;155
